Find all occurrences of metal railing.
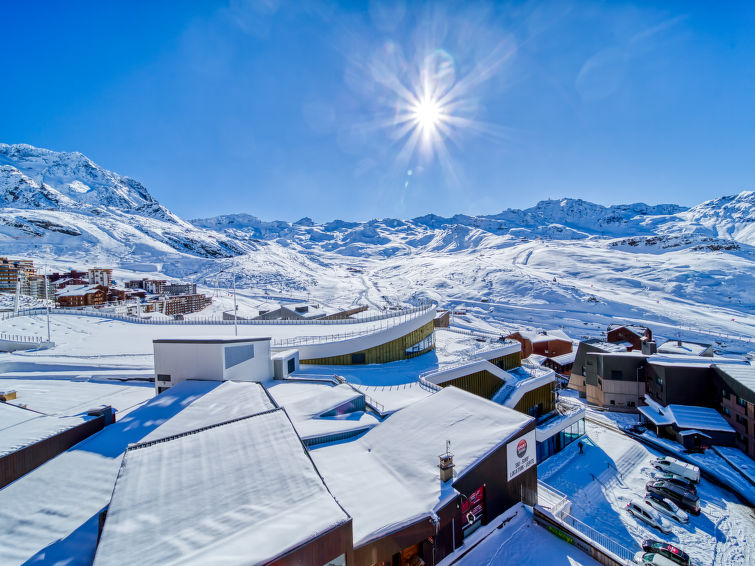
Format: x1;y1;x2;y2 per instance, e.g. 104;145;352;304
2;303;436;326
0;333;44;344
559;513;635;562
280;373;386;414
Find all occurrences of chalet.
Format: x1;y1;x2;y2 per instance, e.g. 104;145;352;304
506;329;572;359
56;285;109;307
606;324;652;351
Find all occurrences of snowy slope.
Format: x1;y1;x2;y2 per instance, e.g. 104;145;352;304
0;144;248;260
1;143;753;351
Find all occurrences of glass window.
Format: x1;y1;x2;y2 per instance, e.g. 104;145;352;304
225;344;254;369
656;376;663;386
737;397;747;408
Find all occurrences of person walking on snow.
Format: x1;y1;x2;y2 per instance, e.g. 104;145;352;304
578;441;584;454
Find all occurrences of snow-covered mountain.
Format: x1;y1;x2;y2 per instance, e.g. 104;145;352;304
1;143;753;349
0;144;248;261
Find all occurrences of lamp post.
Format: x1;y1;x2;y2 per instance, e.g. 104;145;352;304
636;366;642;422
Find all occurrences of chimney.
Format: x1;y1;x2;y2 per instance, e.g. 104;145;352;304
439;440;455;482
642;340;657;355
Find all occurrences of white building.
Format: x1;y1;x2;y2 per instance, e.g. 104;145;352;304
153;337;274;393
88;268;112;287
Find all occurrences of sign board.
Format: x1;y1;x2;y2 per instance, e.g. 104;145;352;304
461;485;484;526
507;429;537;481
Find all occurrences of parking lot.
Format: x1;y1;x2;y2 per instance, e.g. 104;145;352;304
538;421;755;565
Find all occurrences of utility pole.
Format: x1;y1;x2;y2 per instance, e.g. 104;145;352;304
44;266;51;343
233;270;238;337
636;366;641;422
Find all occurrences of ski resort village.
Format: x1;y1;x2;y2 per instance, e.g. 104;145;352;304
0;143;754;565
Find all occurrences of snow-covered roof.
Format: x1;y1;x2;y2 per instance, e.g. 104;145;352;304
0;378;154;416
141;380;275;443
266;380;379;441
94;409;350;566
0;380;222;565
55;284;104;297
639;403;734;433
581;339;630;352
310;387;533;547
527;354;547;366
657;340;713;356
0;402;89;458
607;324;649;336
648;354;745;369
548;351;577;365
713;364;755;399
515;329;571;343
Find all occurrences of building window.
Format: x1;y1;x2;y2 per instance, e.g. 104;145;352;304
224;344;255;369
722;389;728;398
737;432;747;443
723;407;731;416
610;400;616;405
156;374;171;382
736;414;747;425
611;370;622;379
736;397;747;408
351;353;366;364
287;358;296;373
656;376;663;386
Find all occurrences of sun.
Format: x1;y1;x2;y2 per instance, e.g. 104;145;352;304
412;96;443;133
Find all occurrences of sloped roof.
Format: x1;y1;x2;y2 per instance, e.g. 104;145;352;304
311;387;532;546
94;409;350;566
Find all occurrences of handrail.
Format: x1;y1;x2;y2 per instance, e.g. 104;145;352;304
2;303;436;326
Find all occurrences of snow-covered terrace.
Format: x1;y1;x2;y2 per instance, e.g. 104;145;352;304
94;409;350;566
310;387;533;547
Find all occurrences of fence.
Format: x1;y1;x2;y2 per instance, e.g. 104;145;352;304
2;303;436;327
0;333;43;344
559;513;634;563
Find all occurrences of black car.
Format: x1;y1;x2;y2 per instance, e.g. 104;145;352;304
646;481;701;515
655;472;697;494
641;539;690;566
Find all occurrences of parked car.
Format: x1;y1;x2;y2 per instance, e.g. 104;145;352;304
633;552;681;566
646;481;701;515
653;471;697;494
653;456;700;483
644;493;689;524
626;499;672;534
625;423;647;434
641;540;690;566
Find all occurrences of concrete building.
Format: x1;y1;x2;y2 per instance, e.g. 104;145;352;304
568;339;630;399
147;293;211;316
163;282;197;296
0;257;35;292
87;268;113;287
153;336;274;393
713;364;755;458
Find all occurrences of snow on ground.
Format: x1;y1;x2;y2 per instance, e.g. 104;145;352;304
538;421;755;565
449;505;600;566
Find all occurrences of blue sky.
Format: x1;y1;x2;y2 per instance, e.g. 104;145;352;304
2;1;754;222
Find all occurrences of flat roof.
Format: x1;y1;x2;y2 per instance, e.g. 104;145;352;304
657;340;712;356
94;410;350;566
0;380;222;565
0;378;154;417
153;336;271;343
310;387;532;547
0;402;89;458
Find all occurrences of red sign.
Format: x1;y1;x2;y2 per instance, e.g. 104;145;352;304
461;486;484;526
517;438;528;458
